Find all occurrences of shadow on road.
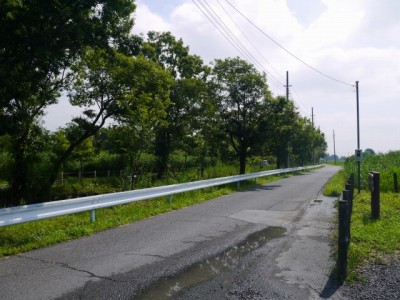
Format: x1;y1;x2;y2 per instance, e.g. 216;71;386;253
319;270;343;299
241;185;282;192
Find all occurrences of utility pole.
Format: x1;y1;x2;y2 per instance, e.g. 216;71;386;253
311;107;314;128
356;81;361;193
285;71;291;101
285;71;292;168
311;107;315;164
333;130;337;165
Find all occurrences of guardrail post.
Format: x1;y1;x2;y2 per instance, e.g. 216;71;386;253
394;173;398;193
370;172;380;220
90;209;96;223
338;192;349;281
168;195;173;204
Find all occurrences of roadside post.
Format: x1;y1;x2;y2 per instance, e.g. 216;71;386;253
369;172;380;220
338;191;349;281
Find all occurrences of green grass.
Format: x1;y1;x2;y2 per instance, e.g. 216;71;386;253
323;169;345;197
0;174;286;258
347;191;400;280
324;152;400;281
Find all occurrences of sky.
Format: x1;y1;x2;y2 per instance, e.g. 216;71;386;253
45;0;400;157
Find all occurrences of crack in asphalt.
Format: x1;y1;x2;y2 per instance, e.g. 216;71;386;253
18;255;120;282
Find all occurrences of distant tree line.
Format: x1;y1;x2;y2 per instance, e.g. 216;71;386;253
0;1;326;206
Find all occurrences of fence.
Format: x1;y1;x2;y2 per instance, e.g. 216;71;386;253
57;170;126;185
0;165;321;227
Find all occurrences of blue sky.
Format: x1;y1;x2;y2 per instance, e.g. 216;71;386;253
45;0;400;157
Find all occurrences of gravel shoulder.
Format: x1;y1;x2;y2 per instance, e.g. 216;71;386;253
341;259;400;299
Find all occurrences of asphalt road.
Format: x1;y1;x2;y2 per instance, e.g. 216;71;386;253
0;165;343;300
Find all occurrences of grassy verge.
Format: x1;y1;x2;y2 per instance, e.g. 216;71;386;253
323;169;346;197
347;191;400;281
324;154;400;281
0;174;288;258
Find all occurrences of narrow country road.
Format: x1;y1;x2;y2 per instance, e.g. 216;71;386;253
0;165;343;300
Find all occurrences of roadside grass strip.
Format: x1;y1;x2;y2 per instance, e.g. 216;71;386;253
0;175;287;257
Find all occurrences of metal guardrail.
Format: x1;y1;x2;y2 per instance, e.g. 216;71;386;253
0;165;322;227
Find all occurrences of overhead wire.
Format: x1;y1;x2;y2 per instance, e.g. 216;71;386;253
193;0;286;92
201;0;285;91
214;0;311;116
224;0;354;87
193;0;313;118
215;0;285;83
214;0;310;115
208;0;288;91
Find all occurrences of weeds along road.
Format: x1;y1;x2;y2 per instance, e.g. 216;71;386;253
0;165;342;300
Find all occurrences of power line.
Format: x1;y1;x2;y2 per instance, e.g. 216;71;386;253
224;0;354;87
193;0;311;117
201;0;285;90
193;0;286;92
215;0;285;85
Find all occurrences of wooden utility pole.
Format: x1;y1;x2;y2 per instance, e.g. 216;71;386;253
285;71;292;168
285;71;291;100
356;81;361;193
333;130;337;165
312;107;315;164
311;107;314;127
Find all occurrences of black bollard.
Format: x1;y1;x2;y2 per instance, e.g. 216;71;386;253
370;172;380;220
338;193;349;281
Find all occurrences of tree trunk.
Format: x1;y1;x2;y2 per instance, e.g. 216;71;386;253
9;150;28;206
155;128;171;179
239;152;246;174
9;131;30;206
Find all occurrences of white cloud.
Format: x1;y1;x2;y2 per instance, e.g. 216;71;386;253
132;3;171;35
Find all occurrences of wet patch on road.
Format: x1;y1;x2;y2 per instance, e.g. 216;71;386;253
135;227;285;300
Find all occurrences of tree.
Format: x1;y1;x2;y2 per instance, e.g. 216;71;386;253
211;57;272;174
141;31;208;178
37;49;172;200
291;118;327;166
264;96;298;168
0;0;136;204
364;148;376;157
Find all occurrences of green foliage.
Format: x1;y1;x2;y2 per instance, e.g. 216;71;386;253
323;169;346;197
347;191;400;280
1;3;327;205
211;57;271;174
343;150;400;192
0;0;137;205
328;151;400;281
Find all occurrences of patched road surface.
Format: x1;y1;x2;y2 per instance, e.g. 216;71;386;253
0;165;343;299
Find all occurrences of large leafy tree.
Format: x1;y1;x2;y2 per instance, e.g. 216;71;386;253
265;96;298;168
140;31;208;178
0;0;136;204
36;50;172;201
211;57;272;174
